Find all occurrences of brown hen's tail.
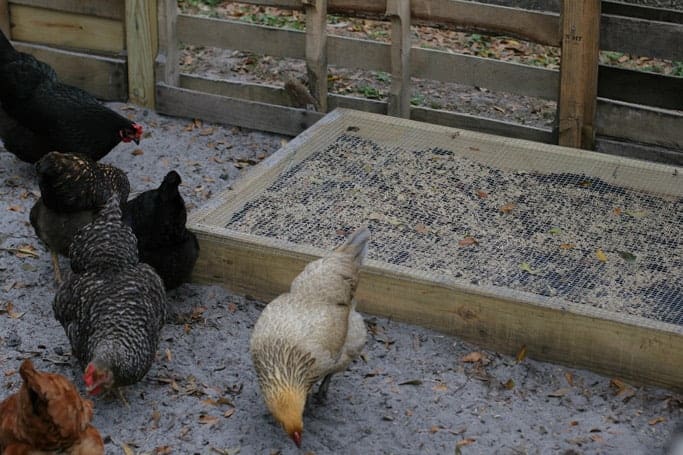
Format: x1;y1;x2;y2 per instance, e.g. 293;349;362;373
335;225;370;265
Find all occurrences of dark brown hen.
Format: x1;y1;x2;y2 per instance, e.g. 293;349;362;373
0;30;142;163
54;196;166;397
30;152;129;283
123;171;199;290
0;359;104;454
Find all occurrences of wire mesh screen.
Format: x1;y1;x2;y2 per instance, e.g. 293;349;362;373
223;114;683;326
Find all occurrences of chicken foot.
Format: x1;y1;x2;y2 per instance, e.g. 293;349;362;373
314;373;334;403
51;251;62;285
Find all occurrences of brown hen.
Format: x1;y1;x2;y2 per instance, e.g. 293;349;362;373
0;359;104;454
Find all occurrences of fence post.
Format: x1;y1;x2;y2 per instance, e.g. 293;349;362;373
0;0;10;38
156;0;179;88
125;0;158;108
303;0;327;112
557;0;601;149
386;0;411;118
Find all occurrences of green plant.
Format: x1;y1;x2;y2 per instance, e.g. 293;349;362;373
358;85;382;99
671;61;683;77
410;94;425;106
374;71;390;83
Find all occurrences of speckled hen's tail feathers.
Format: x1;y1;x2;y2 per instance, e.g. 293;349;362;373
335;225;370;265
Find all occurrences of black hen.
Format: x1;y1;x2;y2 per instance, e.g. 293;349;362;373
0;30;143;163
123;171;199;290
30;152;129;283
53;196;166;396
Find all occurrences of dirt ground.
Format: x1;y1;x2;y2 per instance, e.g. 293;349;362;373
0;104;681;455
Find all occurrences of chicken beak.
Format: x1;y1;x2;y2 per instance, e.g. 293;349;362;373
291;431;302;448
133;138;140;145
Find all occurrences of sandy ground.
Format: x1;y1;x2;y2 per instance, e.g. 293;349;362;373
0;104;681;455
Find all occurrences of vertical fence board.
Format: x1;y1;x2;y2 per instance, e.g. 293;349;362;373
0;0;9;38
156;0;179;86
557;0;601;149
304;0;327;112
126;0;158;107
386;0;411;118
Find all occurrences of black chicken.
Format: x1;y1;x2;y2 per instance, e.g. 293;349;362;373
0;30;143;163
30;152;129;283
53;196;166;396
123;171;199;290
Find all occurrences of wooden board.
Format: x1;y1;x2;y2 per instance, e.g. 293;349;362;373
188;109;683;391
598;65;683;112
9;4;124;53
601;14;683;61
9;0;124;20
602;1;683;23
125;0;157;107
14;41;127;100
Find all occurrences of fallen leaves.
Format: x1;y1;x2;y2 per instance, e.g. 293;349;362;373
502;378;515;390
458;236;478;247
610;378;635;400
595;249;608;262
132;149;144;156
519;262;540;275
515;345;527;363
648;416;666;425
0;301;25;319
548;227;562;235
499;202;516;213
559;243;575;250
0;245;39;258
564;371;574;387
199;414;220;426
617;251;636;262
461;351;485;363
547;387;571;397
475;190;488;199
415;223;429;234
456;438;476;447
7;205;22;213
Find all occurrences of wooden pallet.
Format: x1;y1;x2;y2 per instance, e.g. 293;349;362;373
189;109;683;391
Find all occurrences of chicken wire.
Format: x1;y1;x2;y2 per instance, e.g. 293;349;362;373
219;112;683;326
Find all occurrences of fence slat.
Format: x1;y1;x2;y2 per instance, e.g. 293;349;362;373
9;0;124;20
557;0;601;150
304;0;327;112
598;66;683;112
0;0;9;37
125;0;157;108
14;42;127;100
386;0;411;118
156;0;178;86
601;14;683;61
601;1;683;24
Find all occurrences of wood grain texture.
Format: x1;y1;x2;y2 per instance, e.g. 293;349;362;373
598;65;683;111
125;0;157;107
601;14;683;61
557;0;601;149
386;0;411;118
155;0;178;86
0;0;9;37
9;0;124;20
156;83;323;136
14;42;126;100
304;0;327;111
9;4;124;53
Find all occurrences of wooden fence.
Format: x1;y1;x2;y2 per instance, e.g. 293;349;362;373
1;0;681;159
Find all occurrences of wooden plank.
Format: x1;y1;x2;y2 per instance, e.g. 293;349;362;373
304;0;327;112
596;137;683;166
9;0;124;20
557;0;601;150
598;65;683;112
411;106;554;144
9;4;124;53
602;1;683;24
125;0;157;107
601;14;683;61
386;0;410;118
13;41;127;100
328;35;390;72
155;0;178;86
177;14;304;59
0;0;9;37
596;99;683;150
189;233;683;391
412;47;559;100
156;83;323;136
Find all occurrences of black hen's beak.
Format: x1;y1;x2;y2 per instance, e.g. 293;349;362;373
134;138;140;145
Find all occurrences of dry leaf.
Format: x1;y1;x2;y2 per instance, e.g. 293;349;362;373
503;378;515;390
613;207;622;216
121;443;135;455
462;351;484;363
165;348;172;362
224;408;236;418
648;416;666;425
564;371;574;386
199;414;219;426
591;434;604;443
458;236;478;247
155;446;172;454
475;190;488;199
519;262;540;275
432;383;448;392
7;205;22;213
547;387;571;397
515;345;527;363
499;202;516;214
560;243;575;250
227;303;238;313
456;438;476;447
596;249;608;262
199;127;215;136
132;149;144;156
415;223;429;234
151;409;161;429
569;420;579;426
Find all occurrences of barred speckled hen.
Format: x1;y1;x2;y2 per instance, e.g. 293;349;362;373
30;152;129;283
250;226;370;448
53;196;167;396
123;171;199;290
0;30;142;163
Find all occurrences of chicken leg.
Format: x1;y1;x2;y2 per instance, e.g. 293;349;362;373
51;251;62;284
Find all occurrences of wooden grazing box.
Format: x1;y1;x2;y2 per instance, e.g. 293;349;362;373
189;109;683;391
